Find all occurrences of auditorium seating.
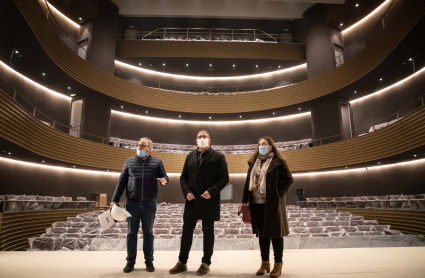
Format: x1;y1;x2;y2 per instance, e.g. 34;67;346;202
28;203;403;251
109;137;313;154
1;195;96;213
298;194;425;210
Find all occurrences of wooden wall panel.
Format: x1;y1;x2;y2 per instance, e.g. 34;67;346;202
1;90;425;174
13;0;425;113
115;40;306;60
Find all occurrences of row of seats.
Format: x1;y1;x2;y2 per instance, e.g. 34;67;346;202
358;117;403;136
109;138;313;154
298;194;425;210
0;195;95;212
28;203;404;251
157;34;271;43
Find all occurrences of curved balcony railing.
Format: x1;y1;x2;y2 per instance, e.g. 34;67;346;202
15;0;424;113
43;0;399;94
1;72;425;173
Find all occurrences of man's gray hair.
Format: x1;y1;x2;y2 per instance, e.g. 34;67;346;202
139;137;153;149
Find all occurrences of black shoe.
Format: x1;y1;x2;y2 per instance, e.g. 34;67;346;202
146;262;155;272
123;263;134;273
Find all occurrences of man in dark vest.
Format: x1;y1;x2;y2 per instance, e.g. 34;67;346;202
169;130;229;275
111;137;169;273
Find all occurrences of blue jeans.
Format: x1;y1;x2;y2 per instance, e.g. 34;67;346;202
126;199;157;265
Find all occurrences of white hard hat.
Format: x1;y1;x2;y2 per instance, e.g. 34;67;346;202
111;204;132;221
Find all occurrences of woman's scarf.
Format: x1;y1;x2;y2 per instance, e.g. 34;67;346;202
249;152;275;193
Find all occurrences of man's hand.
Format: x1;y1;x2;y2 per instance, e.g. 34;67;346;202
187;193;195;201
156;178;168;185
201;191;211;199
110;202;116;209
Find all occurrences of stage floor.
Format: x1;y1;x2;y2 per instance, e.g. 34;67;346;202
1;247;424;278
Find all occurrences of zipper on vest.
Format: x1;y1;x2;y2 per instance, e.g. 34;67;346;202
141;163;145;201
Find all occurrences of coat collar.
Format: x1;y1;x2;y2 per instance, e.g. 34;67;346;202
193;148;214;169
266;156;282;175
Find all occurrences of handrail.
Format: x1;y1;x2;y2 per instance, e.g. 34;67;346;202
42;0;399;94
1;73;424;148
0;77;110;143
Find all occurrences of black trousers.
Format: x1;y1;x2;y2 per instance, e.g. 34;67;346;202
178;219;214;265
253;203;284;263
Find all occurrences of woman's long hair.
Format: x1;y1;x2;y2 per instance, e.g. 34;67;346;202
248;136;286;166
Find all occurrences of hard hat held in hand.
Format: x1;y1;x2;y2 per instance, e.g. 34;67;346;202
111;204;132;221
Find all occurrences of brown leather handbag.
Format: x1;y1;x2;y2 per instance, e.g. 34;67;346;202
238;204;251;224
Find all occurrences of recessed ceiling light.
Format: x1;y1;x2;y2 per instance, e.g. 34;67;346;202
239;116;242;118
107;170;109;171
79;17;82;20
278;66;281;68
414;154;417;157
163;63;165;66
345;167;348;168
354;91;357;93
42;73;45;75
378;162;380;164
186;64;188;66
146;111;148;113
15;50;19;54
179;115;181;117
139;63;141;65
273;112;275;115
42;161;45;163
256;65;258;68
73;166;76;168
68;87;71;89
121;106;124;108
340;23;343;26
355;3;359;7
298;108;301;110
209;117;212;119
209;64;212;67
380;78;383;80
8;152;11;155
71;94;76;97
409;58;412;61
233;64;235;67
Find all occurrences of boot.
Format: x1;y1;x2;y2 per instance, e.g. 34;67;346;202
256;261;270;276
270;263;283;277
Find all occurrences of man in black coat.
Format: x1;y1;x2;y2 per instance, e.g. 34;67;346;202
169;130;229;275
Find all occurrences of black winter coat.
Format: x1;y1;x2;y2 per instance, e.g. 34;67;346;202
111;155;169;202
242;157;294;238
180;148;229;221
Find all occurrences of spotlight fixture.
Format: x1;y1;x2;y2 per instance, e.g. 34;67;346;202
209;117;212;119
239;116;242;118
139;63;141;66
42;161;45;163
378;162;380;164
209;64;212;67
380;78;383;81
79;17;82;20
42;73;46;75
298;108;301;110
107;170;109;171
256;65;258;68
233;64;235;67
68;86;71;89
273;112;275;115
355;3;359;7
186;64;188;66
121;106;123;108
278;66;281;68
163;63;165;66
409;58;412;61
8;152;11;155
340;23;343;26
15;50;19;54
146;111;148;113
345;167;348;168
414;154;417;157
179;115;181;118
73;166;76;168
71;94;76;97
354;91;357;94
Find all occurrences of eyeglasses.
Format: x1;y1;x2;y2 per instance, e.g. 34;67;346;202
138;144;149;148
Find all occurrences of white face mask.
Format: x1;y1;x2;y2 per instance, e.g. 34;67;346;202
197;137;209;148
